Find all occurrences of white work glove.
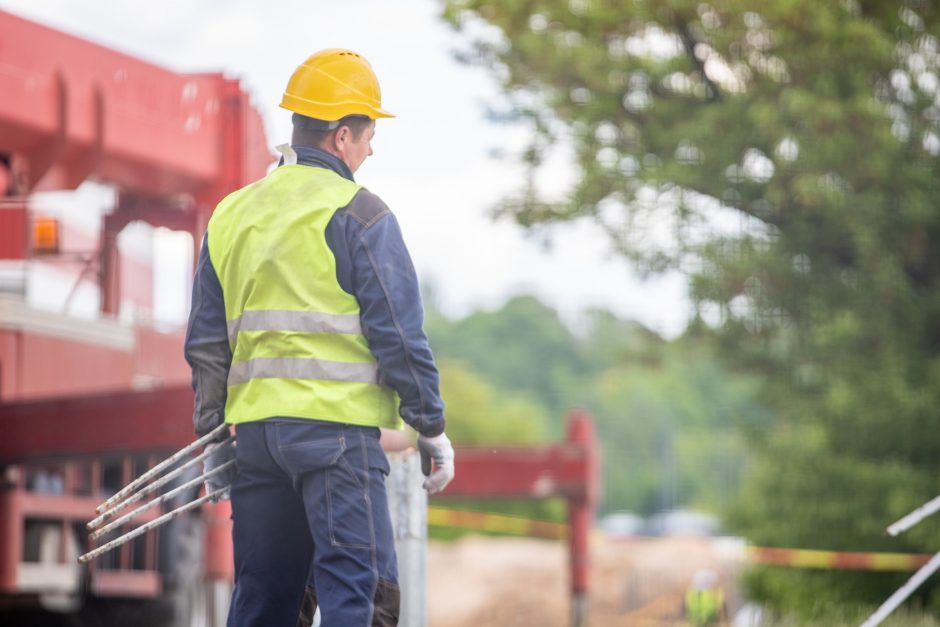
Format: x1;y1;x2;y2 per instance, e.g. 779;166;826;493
202;441;236;502
417;433;455;495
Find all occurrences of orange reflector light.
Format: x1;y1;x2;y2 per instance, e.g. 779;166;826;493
32;217;60;254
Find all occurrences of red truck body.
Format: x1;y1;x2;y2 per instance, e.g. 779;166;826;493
0;9;270;621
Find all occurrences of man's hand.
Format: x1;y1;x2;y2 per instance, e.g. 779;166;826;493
417;433;455;495
202;441;236;501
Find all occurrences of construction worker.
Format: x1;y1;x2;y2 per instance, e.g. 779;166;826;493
683;569;726;626
184;49;454;627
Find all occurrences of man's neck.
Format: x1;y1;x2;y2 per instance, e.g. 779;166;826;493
289;144;354;182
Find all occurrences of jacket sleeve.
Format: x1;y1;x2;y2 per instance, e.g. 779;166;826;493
184;235;232;438
341;194;445;437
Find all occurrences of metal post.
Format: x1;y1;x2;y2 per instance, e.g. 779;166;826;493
387;450;427;627
867;494;940;626
568;496;589;627
861;549;940;627
566;409;599;627
887;494;940;537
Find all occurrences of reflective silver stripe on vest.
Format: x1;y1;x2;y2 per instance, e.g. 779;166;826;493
227;310;363;343
228;357;379;386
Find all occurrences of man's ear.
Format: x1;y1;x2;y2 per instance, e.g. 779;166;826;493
333;125;351;151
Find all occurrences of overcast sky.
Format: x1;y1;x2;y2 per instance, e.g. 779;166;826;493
3;0;691;337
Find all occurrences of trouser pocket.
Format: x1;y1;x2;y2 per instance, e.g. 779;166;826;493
327;450;376;549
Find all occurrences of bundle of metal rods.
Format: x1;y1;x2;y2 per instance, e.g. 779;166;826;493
79;423;234;564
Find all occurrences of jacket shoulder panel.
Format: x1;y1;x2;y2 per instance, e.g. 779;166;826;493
342;188;392;228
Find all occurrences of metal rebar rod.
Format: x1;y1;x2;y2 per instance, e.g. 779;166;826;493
95;423;229;514
860;549;940;627
886;494;940;537
88;436;235;530
79;486;228;564
90;459;235;540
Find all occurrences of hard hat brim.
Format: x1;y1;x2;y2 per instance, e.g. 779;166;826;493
279;94;394;121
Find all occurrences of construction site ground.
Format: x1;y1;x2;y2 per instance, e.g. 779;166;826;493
1;534;741;626
427;534;743;626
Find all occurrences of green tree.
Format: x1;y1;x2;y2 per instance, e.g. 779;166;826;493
441;0;940;615
437;358;547;444
428;295;763;522
431;358;563;538
426;295;588;431
591;338;764;516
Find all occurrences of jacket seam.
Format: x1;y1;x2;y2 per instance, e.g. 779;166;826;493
184;242;210;348
359;233;432;430
341;193;391;229
186;241;228;347
362;207;391;229
188;240;226;436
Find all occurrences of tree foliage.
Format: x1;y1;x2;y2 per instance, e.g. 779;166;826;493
592;339;765;515
426;295;764;518
440;0;940;615
437;357;548;444
426;295;587;432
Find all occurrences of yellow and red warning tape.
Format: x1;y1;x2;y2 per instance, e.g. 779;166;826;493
427;506;566;540
747;546;932;571
427;507;934;572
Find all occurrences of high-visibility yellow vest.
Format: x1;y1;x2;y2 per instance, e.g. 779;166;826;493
207;164;400;428
685;588;723;625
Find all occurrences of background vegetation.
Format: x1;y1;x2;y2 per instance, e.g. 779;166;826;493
425;294;762;519
430;0;940;619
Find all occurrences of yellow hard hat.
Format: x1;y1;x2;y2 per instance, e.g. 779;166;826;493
280;49;394;121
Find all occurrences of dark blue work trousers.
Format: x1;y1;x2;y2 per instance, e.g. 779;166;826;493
227;419;399;627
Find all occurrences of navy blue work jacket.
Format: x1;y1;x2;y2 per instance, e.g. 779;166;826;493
184;145;445;438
